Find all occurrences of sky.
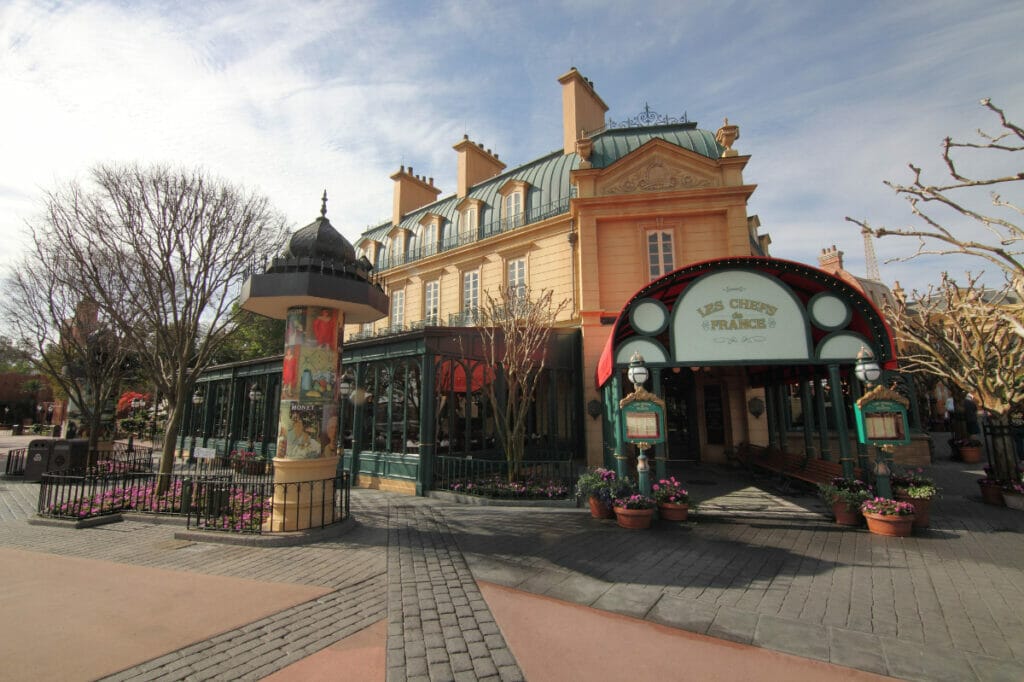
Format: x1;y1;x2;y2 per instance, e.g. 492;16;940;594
2;0;1023;295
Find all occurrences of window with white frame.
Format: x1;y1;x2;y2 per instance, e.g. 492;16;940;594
647;229;674;279
460;207;477;242
391;289;405;329
507;257;526;298
462;270;479;321
424;280;439;324
503;191;523;228
421;221;437;256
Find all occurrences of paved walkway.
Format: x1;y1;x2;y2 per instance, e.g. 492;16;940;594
1;434;1023;681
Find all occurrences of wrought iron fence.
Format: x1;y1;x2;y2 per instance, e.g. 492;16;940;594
4;448;26;476
36;469;349;534
433;455;577;492
187;473;350;533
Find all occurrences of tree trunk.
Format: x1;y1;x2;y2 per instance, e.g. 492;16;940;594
156;399;184;494
988;413;1020;483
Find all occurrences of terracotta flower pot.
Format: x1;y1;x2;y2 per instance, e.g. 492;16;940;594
1004;492;1024;511
831;501;863;526
658;502;689;522
895;495;932;528
978;481;1005;506
614;506;653;529
863;511;914;537
959;446;983;463
588;496;614;519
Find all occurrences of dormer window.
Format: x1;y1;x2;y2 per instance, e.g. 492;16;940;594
497;179;529;232
417;214;441;258
455;197;482;246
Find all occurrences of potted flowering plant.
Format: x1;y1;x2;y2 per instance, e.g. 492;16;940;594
818;477;872;526
952;436;983;463
652;477;690;521
977;466;1006;506
612;493;656;529
1002;481;1024;511
890;467;938;527
576;467;618;518
860;497;916;537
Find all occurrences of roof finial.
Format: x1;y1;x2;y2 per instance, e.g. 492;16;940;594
320;190;328;217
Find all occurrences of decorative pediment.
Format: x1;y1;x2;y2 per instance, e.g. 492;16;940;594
598;141;721;196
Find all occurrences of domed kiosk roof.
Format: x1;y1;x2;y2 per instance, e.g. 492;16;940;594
238;191;388;323
285;192;357;264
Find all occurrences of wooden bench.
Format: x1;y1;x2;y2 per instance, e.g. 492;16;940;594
736;444;863;491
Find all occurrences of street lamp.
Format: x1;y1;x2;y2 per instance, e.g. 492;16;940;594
854;346;882;386
189;389;204;465
247;383;263;450
627;352;649;390
854;346;893;498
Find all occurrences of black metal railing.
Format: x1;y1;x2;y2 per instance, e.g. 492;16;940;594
433;455;576;492
5;448;26;476
36;469;348;534
187;473;350;533
376;196;571;273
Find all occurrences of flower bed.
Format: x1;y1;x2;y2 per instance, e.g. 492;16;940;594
447;475;571;500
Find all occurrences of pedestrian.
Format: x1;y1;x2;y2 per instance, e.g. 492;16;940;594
66;421;78;439
944;395;955;431
964;393;980;436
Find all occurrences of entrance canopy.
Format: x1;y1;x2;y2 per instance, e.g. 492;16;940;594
596;257;897;387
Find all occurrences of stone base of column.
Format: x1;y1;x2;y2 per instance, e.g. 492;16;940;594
266;456;340;532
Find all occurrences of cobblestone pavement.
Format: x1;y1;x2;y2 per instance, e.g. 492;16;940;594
2;435;1024;681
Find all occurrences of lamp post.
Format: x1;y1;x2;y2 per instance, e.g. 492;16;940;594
338;373;354;476
854;346;892;498
247;383;263;453
627;352;652;496
189;388;204;466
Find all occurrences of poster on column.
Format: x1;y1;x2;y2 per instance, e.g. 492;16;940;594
281;402;323;459
298;307;338;400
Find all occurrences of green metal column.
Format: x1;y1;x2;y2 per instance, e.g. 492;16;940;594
850;378;870;472
828;364;855;479
815;376;831;460
774;383;789;453
765;377;779;451
417;354;436;497
609;373;626;479
800;380;816;458
350;364;364;485
652;367;666;483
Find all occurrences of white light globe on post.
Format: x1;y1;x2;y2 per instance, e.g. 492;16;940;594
248;384;263;402
192;389;204;406
627;352;648;389
339;374;353;400
854;346;881;385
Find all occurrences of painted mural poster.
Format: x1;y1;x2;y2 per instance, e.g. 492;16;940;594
279;402;322;459
281;307;338;401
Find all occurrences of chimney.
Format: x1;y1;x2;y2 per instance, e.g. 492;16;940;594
818;245;844;274
453;135;506;198
558;67;608;155
390;165;441;225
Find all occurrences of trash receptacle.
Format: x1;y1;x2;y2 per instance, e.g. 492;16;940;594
50;439;90;474
12;424;23;436
23;439;56;482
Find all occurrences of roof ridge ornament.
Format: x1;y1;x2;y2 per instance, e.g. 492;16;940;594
320;189;328;218
607;103;690;129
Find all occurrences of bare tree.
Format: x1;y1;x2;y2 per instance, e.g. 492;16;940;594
23;163;288;479
849;99;1023;299
476;286;568;481
849;100;1024;483
5;250;135;452
889;273;1023;481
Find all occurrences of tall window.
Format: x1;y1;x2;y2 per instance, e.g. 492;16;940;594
503;192;523;228
391;289;405;329
507;257;526;297
462;271;479;320
422;222;437;256
461;207;477;242
424;280;439;324
647;229;674;279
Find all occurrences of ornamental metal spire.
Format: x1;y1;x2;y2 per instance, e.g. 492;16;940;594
320;190;328;217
